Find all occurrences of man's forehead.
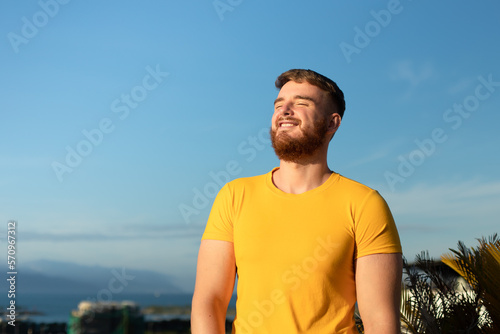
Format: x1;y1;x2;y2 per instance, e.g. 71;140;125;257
277;81;327;100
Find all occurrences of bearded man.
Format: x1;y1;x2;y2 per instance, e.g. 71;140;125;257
191;69;403;334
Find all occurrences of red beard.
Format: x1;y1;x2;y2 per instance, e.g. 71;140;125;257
270;118;328;163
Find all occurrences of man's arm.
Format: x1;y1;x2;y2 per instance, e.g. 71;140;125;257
355;253;403;334
191;239;236;334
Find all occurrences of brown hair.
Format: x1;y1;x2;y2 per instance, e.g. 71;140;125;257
275;69;345;118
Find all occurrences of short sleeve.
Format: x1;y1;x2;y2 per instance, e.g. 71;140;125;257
201;183;234;242
354;190;402;259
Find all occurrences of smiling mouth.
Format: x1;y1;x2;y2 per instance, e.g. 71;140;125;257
278;118;300;128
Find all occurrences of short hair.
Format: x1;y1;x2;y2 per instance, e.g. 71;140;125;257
275;69;346;118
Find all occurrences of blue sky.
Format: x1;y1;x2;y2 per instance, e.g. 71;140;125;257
1;0;499;292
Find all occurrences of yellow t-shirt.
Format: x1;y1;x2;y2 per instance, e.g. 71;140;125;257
202;168;402;334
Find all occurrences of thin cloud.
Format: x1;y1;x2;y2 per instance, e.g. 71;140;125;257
380;180;500;258
397;223;442;233
343;139;403;169
21;224;203;242
446;77;475;95
384;179;500;219
389;60;436;100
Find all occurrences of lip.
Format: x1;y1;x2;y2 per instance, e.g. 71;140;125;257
277;118;300;128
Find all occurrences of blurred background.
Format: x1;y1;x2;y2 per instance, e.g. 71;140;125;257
0;0;499;324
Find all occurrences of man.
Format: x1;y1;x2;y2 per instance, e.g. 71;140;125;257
191;69;402;334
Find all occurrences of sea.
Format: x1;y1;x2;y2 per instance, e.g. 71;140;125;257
2;292;237;324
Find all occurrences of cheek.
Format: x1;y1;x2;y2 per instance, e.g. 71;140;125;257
271;114;279;127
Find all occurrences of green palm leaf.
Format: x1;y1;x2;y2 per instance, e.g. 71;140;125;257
441;234;500;333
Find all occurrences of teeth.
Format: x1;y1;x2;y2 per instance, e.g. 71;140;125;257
281;123;295;127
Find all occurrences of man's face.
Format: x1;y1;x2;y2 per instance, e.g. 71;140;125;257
270;81;332;162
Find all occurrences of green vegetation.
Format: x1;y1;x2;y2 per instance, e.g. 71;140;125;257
400;234;499;334
141;305;236;317
142;305;191;316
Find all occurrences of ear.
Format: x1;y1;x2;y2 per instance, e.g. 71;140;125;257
327;113;341;136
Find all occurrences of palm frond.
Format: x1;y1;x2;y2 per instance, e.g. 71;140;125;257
441;234;500;333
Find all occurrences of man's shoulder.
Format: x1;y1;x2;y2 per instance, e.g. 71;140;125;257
336;174;374;191
227;171;269;188
334;173;381;199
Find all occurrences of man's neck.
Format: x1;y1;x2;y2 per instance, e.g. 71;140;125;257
272;159;333;194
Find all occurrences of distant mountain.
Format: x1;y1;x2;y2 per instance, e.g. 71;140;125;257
4;259;183;295
17;271;99;293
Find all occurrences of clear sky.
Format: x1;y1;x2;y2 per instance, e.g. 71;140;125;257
1;0;499;292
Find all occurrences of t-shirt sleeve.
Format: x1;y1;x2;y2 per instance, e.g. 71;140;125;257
354;190;402;259
201;183;234;242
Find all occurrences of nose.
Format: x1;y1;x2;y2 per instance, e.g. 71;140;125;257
280;102;294;116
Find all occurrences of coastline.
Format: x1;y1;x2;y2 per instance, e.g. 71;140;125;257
2;292;237;324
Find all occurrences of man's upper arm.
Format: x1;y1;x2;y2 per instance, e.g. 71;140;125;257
193;239;236;304
191;240;236;334
355;253;403;334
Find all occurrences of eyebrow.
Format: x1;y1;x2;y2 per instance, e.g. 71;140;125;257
274;95;317;105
